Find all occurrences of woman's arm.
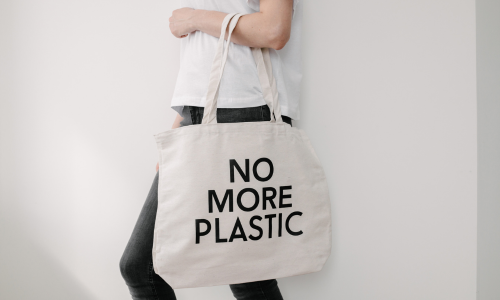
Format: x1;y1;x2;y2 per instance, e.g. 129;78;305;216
169;0;293;50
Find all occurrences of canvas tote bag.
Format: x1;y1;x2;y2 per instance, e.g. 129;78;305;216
153;13;332;289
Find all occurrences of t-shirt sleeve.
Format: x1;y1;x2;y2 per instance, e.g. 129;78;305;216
246;0;299;18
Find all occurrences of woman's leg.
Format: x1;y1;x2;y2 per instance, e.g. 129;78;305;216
119;172;177;300
229;280;284;300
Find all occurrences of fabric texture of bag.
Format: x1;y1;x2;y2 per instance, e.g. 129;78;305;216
153;13;332;289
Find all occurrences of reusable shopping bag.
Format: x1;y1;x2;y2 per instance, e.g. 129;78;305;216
153;13;332;289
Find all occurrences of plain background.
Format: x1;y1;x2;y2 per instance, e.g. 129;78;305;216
0;0;492;299
477;0;500;299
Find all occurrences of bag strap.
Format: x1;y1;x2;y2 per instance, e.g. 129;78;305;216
251;47;283;122
201;13;241;124
201;13;283;124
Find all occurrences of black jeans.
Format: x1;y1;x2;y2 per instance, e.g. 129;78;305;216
119;105;291;300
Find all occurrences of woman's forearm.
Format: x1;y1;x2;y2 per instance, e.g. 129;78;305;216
169;0;293;50
192;9;291;50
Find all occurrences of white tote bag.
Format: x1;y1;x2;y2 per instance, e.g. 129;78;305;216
153;13;331;289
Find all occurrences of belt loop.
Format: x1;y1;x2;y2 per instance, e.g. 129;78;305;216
197;107;203;125
188;106;196;125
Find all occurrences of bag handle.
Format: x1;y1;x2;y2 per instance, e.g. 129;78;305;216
201;13;283;124
201;13;240;124
251;47;282;122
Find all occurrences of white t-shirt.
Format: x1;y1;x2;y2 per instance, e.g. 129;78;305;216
171;0;302;120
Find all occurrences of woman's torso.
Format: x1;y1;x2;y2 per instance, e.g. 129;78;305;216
171;0;302;120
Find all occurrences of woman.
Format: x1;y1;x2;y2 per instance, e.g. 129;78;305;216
119;0;302;299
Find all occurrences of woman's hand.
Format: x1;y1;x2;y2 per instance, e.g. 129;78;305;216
169;8;197;38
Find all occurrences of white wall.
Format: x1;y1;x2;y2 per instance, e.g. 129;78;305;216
0;1;477;299
477;1;500;299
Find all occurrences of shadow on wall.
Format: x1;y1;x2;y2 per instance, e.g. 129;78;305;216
0;213;98;300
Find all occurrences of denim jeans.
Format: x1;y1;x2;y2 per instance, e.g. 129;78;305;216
119;105;291;300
